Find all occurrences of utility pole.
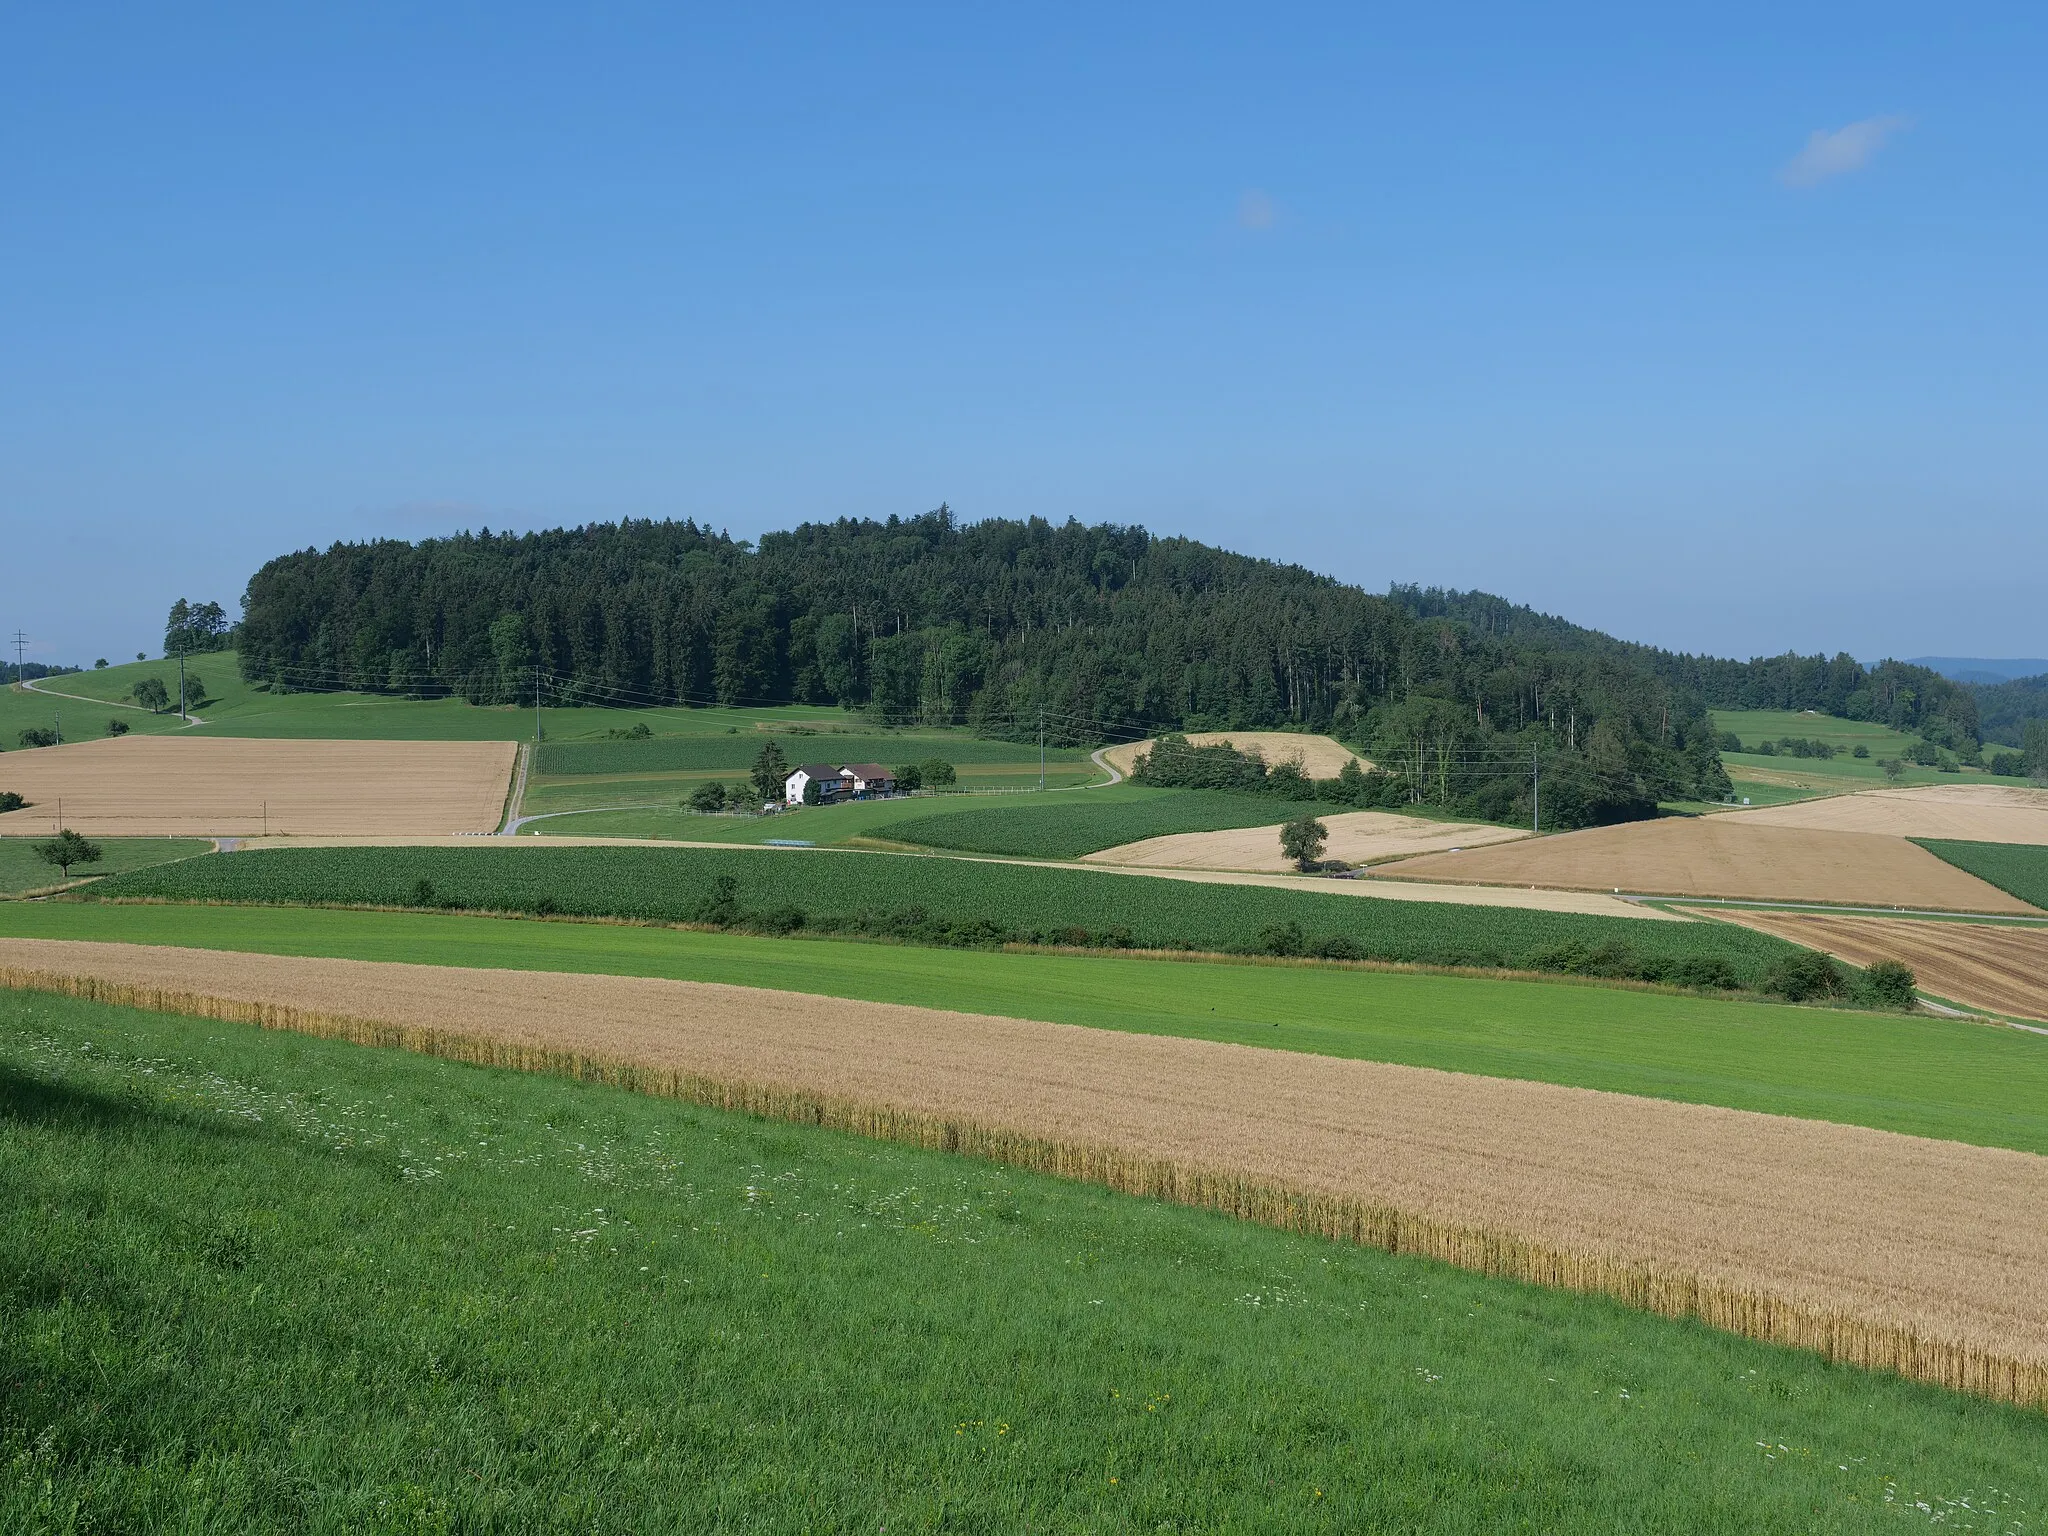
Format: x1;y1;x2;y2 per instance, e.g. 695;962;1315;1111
535;663;542;744
1532;748;1541;835
1038;706;1045;791
178;650;188;721
11;629;25;685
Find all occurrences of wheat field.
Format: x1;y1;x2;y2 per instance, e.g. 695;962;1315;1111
4;935;2045;1408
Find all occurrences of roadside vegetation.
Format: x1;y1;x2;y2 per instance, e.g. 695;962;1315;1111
79;844;1818;990
7;990;2038;1531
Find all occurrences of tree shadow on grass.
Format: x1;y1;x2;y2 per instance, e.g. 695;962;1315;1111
0;1061;264;1147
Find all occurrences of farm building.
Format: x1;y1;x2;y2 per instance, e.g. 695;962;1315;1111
784;763;899;805
785;764;854;806
844;764;897;797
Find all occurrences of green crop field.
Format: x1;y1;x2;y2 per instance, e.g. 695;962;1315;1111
535;732;1089;776
81;843;1803;985
1916;840;2048;911
0;837;213;896
884;787;1308;858
8;902;2043;1152
8;990;2037;1531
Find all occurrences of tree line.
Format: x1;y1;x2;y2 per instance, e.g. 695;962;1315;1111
234;510;1734;826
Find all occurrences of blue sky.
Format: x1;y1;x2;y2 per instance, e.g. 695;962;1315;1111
3;3;2042;666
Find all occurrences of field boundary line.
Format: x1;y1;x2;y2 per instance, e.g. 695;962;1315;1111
3;960;2043;1413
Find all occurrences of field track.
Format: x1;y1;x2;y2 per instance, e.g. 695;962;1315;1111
1085;810;1528;872
1388;818;2039;913
1706;910;2048;1023
0;737;516;837
5;936;2047;1407
1740;785;2048;844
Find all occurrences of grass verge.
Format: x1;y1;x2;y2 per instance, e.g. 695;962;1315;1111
5;901;2047;1155
5;988;2044;1532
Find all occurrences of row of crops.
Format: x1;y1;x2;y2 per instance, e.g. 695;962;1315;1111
1914;839;2048;911
87;845;1810;988
888;790;1293;859
537;733;1087;777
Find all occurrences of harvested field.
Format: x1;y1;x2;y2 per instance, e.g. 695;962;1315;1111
6;936;2048;1406
1387;818;2039;914
1739;785;2048;845
1101;731;1366;780
1706;910;2048;1023
0;736;515;837
1086;809;1527;871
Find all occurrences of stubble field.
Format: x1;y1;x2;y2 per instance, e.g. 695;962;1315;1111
1087;810;1528;871
1707;909;2048;1023
0;736;516;837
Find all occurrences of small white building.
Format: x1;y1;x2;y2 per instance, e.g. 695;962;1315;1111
785;764;852;806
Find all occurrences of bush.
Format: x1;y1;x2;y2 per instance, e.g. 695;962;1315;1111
1718;731;1744;753
19;728;58;749
688;781;728;813
0;791;26;812
1309;933;1364;961
107;718;130;736
1860;959;1918;1010
894;763;923;792
1851;744;1870;759
1990;752;2027;778
1254;921;1307;957
919;758;957;788
1761;951;1847;1003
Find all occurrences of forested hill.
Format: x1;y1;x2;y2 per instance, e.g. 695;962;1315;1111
1389;586;1982;749
237;511;1728;826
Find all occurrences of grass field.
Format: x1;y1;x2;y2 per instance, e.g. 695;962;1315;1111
7;991;2040;1531
0;837;212;895
1710;709;2021;800
1918;839;2048;911
80;843;1803;983
7;902;2046;1153
884;787;1309;858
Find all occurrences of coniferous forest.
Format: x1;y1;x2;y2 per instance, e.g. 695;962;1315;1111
238;509;1743;826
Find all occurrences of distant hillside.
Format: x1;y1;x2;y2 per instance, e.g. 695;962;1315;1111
237;513;1730;827
1386;586;1981;750
1910;657;2048;686
1971;674;2048;749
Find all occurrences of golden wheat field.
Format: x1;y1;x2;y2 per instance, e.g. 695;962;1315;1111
4;935;2046;1406
1706;909;2048;1022
1100;731;1368;779
1084;809;1528;872
0;736;517;837
1388;817;2038;913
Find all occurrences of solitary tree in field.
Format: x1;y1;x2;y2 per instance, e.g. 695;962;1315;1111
133;677;170;713
1279;814;1328;872
1880;756;1905;785
34;829;103;881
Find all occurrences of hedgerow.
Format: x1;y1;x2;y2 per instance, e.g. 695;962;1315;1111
87;845;1809;989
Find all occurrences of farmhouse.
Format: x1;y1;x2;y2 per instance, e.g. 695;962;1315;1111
843;763;897;797
783;763;900;806
785;764;853;806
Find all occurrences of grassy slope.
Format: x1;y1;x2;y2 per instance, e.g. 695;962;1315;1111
0;839;213;897
1710;708;2022;798
1916;840;2048;911
80;843;1802;981
6;902;2046;1155
5;990;2041;1534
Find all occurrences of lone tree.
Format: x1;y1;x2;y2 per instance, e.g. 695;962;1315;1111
133;677;170;713
750;739;791;806
1880;756;1905;785
1279;813;1328;871
34;829;103;881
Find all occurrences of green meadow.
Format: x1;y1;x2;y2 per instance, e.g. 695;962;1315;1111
9;988;2040;1532
0;837;213;897
6;901;2046;1154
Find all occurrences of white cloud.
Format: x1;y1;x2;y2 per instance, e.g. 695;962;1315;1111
1779;115;1910;187
1237;188;1277;230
